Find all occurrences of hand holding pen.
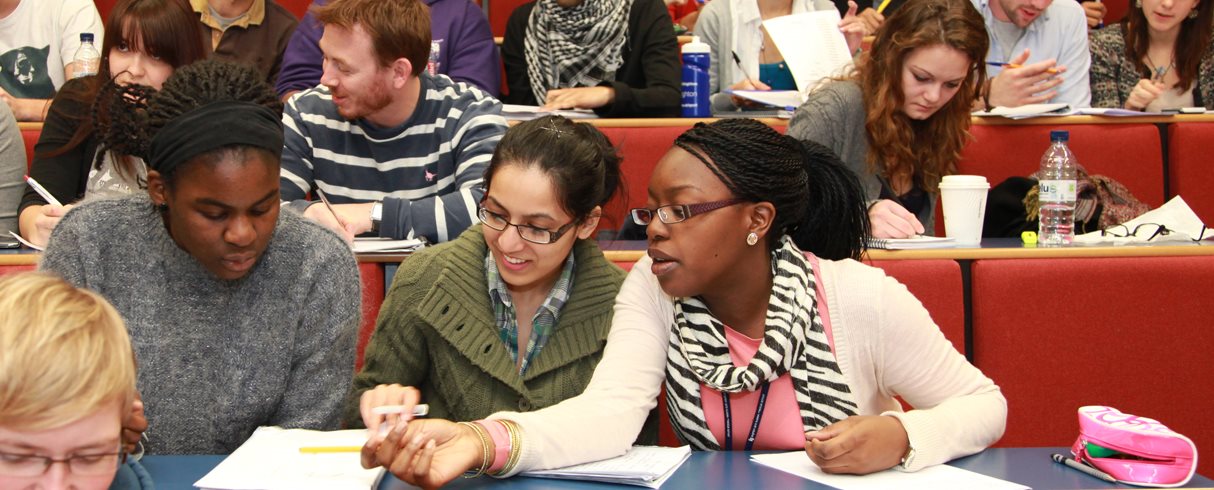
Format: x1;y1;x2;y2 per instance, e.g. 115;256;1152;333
727;51;771;108
21;175;73;248
986;49;1066;108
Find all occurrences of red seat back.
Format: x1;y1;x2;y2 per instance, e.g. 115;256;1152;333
868;259;965;354
971;257;1214;476
355;262;385;371
1167;123;1214;224
961;124;1165;207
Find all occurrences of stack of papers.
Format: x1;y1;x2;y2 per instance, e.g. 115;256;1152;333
195;427;383;490
972;103;1070;119
351;237;425;253
750;452;1029;490
521;445;692;488
726;90;805;111
501;104;598;120
866;236;956;249
762;11;854;93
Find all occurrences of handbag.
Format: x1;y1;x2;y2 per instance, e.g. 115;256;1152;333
1071;406;1198;487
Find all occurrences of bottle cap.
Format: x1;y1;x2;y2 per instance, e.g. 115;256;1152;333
80;32;94;43
682;36;710;54
1050;130;1069;142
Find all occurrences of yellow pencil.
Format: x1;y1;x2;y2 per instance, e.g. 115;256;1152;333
876;0;892;13
298;446;363;453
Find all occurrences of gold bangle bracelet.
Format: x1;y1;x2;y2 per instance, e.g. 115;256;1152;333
457;422;492;478
496;419;523;476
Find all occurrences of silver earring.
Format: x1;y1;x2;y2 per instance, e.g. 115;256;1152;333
746;232;759;246
1188;9;1198;18
155;202;168;212
1135;0;1141;7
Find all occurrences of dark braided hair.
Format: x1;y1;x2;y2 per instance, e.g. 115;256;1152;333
106;60;283;184
484;115;623;226
673;118;870;260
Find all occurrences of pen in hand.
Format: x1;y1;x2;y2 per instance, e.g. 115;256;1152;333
25;175;63;208
731;51;761;89
314;188;349;231
985;61;1060;75
1051;453;1117;483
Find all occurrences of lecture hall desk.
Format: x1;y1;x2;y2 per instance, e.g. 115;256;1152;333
140;448;1214;489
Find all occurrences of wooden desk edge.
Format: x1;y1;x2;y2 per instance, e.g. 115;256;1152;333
603;245;1214;262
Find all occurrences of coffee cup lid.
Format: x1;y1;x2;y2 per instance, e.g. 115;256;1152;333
939;175;989;188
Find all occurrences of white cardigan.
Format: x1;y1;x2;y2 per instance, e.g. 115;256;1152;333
491;255;1007;474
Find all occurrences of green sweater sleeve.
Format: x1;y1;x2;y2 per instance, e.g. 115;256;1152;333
343;253;436;428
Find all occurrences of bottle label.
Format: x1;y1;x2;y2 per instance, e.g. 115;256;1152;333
1038;179;1077;202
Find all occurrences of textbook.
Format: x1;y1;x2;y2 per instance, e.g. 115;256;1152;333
866;236;956;249
195;427;383;490
520;445;692;488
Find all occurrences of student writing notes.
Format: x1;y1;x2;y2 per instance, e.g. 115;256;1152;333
40;60;361;454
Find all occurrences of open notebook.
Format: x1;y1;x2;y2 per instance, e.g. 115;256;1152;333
866;236;956;250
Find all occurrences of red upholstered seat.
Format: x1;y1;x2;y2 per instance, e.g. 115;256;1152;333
21;127;38;169
355;262;385;371
961;124;1165;207
0;265;36;276
868;259;965;354
1167;123;1214;224
971;257;1214;476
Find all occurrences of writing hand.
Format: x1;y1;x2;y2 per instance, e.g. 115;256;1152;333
359;384;421;447
868;199;924;238
805;415;910;475
364;418;484;489
1125;78;1165;110
729;79;772;108
987;50;1066;107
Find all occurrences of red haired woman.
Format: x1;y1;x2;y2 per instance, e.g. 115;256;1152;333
789;0;988;238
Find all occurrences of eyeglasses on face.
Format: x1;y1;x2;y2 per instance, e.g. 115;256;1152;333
629;198;744;226
478;207;577;245
0;449;125;477
1099;222;1207;242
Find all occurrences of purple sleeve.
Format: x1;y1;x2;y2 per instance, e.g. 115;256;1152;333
436;0;501;97
275;1;326;98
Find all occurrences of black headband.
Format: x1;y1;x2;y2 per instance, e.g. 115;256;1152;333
147;100;284;176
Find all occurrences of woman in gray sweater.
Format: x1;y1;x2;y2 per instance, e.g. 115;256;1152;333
40;60;361;455
788;0;987;238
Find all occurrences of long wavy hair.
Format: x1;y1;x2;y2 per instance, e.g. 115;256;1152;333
1122;0;1213;92
854;0;988;193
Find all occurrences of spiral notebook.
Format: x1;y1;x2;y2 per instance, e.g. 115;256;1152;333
866;236;956;249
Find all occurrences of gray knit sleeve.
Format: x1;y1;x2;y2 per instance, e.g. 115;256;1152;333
0;104;24;235
269;231;361;430
37;205;95;286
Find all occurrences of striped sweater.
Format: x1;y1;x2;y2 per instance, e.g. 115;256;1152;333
280;73;508;243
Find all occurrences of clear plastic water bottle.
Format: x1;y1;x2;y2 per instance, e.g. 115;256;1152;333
73;33;100;79
426;41;440;76
1038;130;1078;245
680;36;710;117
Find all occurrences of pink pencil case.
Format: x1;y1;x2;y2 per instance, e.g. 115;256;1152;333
1071;406;1197;487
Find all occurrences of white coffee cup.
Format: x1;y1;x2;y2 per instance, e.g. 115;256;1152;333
938;175;990;245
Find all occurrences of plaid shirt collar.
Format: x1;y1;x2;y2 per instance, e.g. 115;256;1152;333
486;250;577;374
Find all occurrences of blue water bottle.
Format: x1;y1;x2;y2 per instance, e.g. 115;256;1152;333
681;36;711;117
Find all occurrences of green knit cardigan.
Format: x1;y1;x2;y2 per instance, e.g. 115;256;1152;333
344;226;655;443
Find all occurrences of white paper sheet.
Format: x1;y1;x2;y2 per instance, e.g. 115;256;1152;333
194;427;383;490
750;451;1029;490
972;103;1071;119
725;90;805;110
762;11;853;95
501;104;598;120
522;445;692;488
351;237;426;253
1073;196;1214;244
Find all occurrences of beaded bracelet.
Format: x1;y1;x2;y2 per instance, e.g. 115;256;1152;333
457;421;492;478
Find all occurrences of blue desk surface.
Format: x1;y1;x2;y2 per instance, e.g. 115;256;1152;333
141;447;1213;489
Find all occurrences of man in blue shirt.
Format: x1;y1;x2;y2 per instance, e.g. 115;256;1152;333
974;0;1092;108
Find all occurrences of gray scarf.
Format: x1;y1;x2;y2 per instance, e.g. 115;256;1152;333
523;0;633;104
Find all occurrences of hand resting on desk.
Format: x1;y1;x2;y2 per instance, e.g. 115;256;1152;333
365;418;483;489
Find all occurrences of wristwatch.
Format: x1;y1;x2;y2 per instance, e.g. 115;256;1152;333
369;202;383;234
899;445;917;469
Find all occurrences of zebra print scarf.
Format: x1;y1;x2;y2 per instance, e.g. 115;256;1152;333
523;0;632;104
665;236;859;450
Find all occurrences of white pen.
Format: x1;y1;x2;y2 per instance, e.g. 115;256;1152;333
25;175;63;208
372;404;429;416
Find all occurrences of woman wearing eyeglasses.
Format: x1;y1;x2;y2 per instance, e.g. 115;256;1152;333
0;272;147;489
367;119;1004;487
347;115;656;464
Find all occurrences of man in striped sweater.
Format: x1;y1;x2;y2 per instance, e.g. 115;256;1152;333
279;0;506;243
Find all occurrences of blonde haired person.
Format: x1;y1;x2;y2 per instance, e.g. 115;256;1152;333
0;272;149;489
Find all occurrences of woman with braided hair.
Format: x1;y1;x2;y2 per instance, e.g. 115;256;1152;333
17;0;206;248
40;59;361;455
500;0;681;116
789;0;989;239
362;118;1005;487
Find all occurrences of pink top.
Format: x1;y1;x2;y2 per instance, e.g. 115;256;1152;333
701;259;837;450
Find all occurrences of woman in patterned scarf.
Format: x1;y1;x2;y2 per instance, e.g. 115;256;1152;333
372;118;1006;487
501;0;681;117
